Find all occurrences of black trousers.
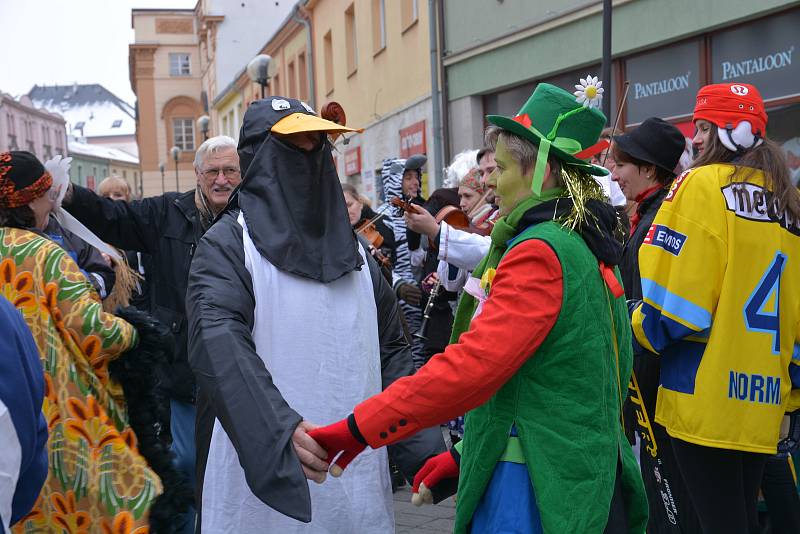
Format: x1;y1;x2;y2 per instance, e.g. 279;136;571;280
761;454;800;534
639;424;702;533
671;437;767;534
604;458;629;534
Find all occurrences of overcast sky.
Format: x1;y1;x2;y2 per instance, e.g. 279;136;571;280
0;0;196;105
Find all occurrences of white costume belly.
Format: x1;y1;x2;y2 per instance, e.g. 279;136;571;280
201;212;393;533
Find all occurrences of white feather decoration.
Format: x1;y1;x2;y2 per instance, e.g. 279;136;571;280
43;155;122;261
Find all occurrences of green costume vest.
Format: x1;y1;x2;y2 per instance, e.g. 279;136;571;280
454;221;648;533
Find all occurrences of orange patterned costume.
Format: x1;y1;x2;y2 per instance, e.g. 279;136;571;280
2;227;162;533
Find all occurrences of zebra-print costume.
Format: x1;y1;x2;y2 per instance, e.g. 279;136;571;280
381;158;424;367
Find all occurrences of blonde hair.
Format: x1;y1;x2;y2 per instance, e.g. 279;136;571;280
98;176;131;200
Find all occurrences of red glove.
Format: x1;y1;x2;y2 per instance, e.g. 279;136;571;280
411;449;460;505
307;415;367;477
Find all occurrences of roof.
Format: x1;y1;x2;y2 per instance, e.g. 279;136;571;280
29;84;136;138
68;138;139;165
0;92;66;124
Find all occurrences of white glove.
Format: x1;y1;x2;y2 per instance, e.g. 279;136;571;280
44;155;121;262
43;155;73;209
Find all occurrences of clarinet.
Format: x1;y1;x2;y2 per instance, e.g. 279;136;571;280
414;278;443;341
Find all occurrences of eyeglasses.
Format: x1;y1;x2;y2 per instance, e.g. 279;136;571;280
200;167;240;180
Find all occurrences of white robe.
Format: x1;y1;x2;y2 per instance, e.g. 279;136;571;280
435;221;491;293
200;212;393;533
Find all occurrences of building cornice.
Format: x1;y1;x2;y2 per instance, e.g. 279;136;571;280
129;44;158;94
442;0;635;67
0;95;67;124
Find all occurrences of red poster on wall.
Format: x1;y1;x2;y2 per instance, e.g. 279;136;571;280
399;120;426;158
344;147;361;176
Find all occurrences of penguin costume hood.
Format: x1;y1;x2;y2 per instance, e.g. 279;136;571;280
234;97;362;282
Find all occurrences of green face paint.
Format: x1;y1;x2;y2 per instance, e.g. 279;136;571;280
486;137;532;216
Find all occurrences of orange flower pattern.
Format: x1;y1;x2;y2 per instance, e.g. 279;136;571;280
101;511;150;534
2;228;160;534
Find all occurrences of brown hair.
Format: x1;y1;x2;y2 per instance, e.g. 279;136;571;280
693;132;800;220
340;182;372;206
340;182;358;197
476;147;493;164
612;143;675;186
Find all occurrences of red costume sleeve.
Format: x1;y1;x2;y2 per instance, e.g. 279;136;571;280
354;238;563;448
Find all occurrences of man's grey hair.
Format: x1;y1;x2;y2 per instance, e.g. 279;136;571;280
193;135;238;169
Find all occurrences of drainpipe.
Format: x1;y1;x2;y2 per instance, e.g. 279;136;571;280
436;0;450;167
601;0;612;123
428;0;444;189
294;2;315;110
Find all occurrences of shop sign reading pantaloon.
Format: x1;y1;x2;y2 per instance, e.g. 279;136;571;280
712;11;800;101
625;40;701;124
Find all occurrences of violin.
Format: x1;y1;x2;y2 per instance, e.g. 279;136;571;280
355;218;384;248
321;100;389;269
320;102;348;144
390;197;490;237
354;217;392;270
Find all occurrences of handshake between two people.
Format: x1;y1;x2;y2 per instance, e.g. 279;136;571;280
301;415;460;506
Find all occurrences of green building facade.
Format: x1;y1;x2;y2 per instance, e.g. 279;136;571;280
68;152;109;189
442;0;800;182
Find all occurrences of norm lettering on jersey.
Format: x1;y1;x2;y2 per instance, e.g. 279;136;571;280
664;169;691;202
643;224;687;256
728;370;781;405
722;183;800;236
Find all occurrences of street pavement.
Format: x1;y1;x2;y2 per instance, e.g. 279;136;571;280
393;485;456;533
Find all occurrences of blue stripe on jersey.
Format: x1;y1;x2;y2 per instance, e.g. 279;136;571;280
789;363;800;389
793;343;800;363
640;301;707;353
660;340;706;394
641;278;712;332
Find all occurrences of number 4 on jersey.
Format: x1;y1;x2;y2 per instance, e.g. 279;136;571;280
744;252;787;355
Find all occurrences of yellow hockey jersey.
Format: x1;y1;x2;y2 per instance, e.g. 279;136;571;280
632;163;800;454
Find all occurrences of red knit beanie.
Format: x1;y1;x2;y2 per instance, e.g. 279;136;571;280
693;83;767;136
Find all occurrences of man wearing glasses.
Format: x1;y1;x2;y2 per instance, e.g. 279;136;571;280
62;135;241;534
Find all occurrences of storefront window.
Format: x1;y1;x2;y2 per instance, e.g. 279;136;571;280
711;11;800;102
483;81;537;118
483;64;616;123
712;10;800;186
625;39;701;125
768;103;800;187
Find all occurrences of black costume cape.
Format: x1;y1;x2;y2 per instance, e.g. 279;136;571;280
236;97;361;283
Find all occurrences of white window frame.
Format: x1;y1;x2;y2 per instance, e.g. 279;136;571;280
172;118;195;151
169;53;191;76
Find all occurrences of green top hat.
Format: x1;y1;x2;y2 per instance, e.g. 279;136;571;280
487;81;609;195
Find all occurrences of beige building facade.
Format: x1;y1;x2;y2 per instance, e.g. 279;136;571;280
195;0;299;142
204;6;311;143
129;1;439;201
130;9;205;196
306;0;436;202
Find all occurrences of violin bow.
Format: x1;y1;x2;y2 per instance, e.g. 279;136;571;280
602;81;631;168
465;188;494;219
